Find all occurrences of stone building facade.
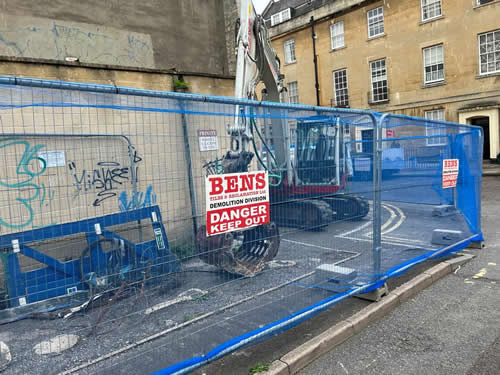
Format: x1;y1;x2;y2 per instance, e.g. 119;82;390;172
264;0;500;161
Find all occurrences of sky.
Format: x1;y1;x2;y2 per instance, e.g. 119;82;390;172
254;0;271;14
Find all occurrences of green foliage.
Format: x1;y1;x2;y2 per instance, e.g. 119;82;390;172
183;312;203;322
173;79;189;89
249;363;270;374
183;314;194;322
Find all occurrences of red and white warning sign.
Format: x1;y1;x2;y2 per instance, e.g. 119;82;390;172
442;159;459;189
205;171;270;236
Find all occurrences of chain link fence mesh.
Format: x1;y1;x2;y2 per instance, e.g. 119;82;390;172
0;78;482;375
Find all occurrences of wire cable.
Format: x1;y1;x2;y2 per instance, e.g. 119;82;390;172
249;116;282;186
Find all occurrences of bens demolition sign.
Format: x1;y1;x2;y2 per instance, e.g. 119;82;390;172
442;159;459;189
205;171;270;236
198;129;218;152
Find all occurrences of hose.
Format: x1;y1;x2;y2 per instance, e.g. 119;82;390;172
249;116;282;186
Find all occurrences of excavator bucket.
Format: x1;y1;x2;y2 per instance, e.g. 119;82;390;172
195;222;280;277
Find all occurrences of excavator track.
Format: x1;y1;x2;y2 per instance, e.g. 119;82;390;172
270;195;369;230
322;195;370;221
271;199;333;230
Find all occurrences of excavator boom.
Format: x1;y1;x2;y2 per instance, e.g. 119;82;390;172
195;0;369;276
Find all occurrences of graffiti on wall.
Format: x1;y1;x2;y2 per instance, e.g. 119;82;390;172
68;146;156;211
117;145;157;212
118;185;157;212
0;17;155;68
0;138;55;229
0;138;158;230
68;160;130;207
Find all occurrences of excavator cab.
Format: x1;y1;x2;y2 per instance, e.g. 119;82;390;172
295;117;343;186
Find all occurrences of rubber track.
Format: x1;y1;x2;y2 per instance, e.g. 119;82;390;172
271;198;332;229
323;195;370;221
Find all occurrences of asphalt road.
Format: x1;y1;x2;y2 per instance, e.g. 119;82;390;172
298;176;500;375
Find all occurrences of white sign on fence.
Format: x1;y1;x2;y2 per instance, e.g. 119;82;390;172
442;158;459;189
205;171;270;236
198;129;218;152
37;150;66;168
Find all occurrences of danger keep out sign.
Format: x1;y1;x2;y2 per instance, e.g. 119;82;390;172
206;171;270;236
442;159;459;189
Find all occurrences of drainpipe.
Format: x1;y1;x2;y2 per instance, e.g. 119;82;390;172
310;16;320;106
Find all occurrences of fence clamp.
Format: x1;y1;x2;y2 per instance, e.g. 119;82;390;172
151;212;158;223
94;223;102;235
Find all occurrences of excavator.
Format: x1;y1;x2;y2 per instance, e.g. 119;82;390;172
195;0;369;276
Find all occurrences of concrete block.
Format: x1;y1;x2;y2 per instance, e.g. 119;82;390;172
356;282;389;302
467;241;485;249
431;229;463;246
281;321;354;374
314;264;357;292
432;205;457;217
424;262;452;283
392;273;433;303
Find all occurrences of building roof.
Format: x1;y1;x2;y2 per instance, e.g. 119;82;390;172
263;0;337;22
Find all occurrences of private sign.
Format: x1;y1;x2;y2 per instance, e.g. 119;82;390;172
205;171;270;236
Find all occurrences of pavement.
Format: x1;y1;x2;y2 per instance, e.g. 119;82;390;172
295;175;500;375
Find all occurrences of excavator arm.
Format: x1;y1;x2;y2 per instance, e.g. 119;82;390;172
226;0;291;185
195;0;283;276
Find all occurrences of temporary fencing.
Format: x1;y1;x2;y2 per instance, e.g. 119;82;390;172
0;76;483;375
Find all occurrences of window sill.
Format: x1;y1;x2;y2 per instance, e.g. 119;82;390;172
369;99;389;105
284;61;297;66
330;46;346;53
476;71;500;79
422;80;447;89
419;14;444;25
474;0;500;9
367;33;386;42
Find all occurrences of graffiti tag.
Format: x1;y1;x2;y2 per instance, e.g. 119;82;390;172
118;185;156;212
0;138;55;229
68;161;130;206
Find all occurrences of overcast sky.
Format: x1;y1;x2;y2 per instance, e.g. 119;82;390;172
254;0;271;14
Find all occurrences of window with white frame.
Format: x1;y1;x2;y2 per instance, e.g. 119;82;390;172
421;0;442;21
367;7;384;38
333;69;349;107
425;109;446;145
288;81;299;103
423;44;445;83
330;21;345;49
271;8;291;26
370;59;388;103
284;39;296;64
478;29;500;75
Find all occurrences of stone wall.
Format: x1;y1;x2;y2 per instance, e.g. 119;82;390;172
0;0;232;76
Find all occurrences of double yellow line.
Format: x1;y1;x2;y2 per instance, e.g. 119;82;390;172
365;202;406;237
